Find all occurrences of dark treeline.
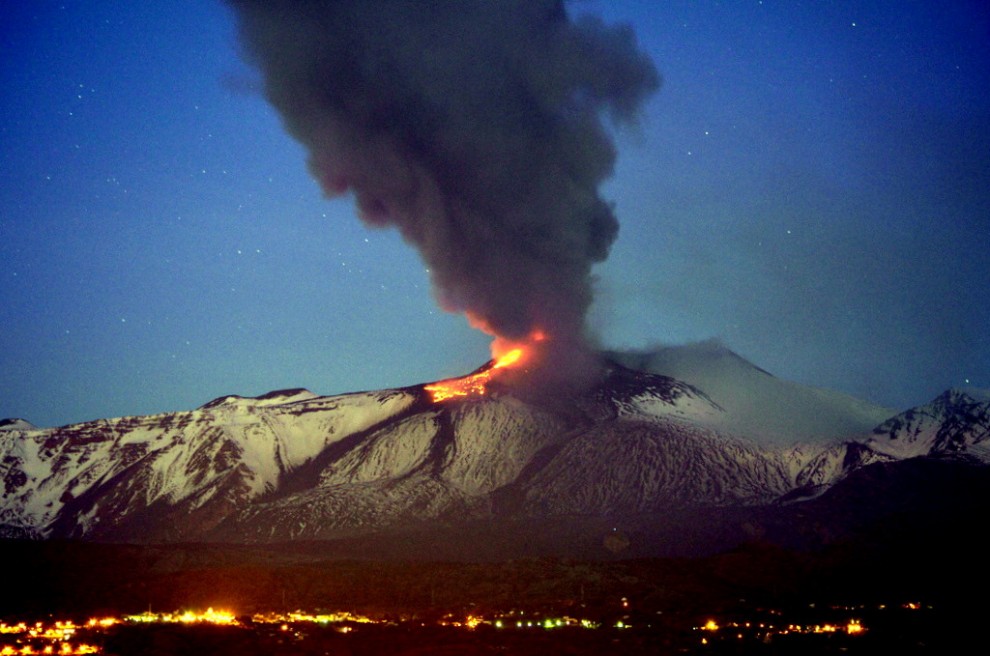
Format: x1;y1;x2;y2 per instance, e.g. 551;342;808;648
4;528;984;622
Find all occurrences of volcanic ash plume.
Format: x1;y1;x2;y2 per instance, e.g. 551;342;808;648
228;0;659;368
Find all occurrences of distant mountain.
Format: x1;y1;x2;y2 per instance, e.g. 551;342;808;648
2;348;987;556
866;387;990;459
609;340;895;443
0;418;36;432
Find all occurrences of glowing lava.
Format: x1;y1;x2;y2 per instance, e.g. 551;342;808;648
425;330;545;403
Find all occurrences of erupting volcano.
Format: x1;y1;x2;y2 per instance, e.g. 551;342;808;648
425;330;547;402
228;0;659;381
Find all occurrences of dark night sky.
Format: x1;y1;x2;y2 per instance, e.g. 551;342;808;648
2;1;988;428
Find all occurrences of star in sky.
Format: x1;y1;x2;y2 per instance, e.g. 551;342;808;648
1;0;987;427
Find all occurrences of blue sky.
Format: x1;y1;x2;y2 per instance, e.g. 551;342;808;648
2;1;988;427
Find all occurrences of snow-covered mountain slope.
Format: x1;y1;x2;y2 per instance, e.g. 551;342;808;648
866;388;990;460
0;388;416;539
214;368;810;541
609;340;895;444
0;419;36;432
1;359;985;548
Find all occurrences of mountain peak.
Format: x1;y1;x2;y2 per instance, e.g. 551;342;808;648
607;339;773;378
607;341;892;443
867;388;990;459
2;356;987;557
199;388;317;410
0;418;36;431
942;387;990;404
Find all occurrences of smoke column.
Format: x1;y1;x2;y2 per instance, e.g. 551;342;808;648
228;0;658;370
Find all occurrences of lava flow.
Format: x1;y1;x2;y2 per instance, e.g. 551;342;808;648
425;331;545;403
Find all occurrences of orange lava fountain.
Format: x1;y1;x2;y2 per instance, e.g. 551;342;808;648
425;327;546;403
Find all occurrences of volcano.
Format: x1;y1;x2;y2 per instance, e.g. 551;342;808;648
2;345;988;559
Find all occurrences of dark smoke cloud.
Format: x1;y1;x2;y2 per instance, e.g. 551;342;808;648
228;0;658;353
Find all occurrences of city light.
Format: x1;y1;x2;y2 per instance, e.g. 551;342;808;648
0;597;931;654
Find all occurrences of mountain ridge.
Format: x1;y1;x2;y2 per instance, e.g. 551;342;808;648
608;340;896;443
2;348;987;556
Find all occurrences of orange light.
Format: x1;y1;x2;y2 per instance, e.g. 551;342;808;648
424;370;492;402
425;329;545;403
